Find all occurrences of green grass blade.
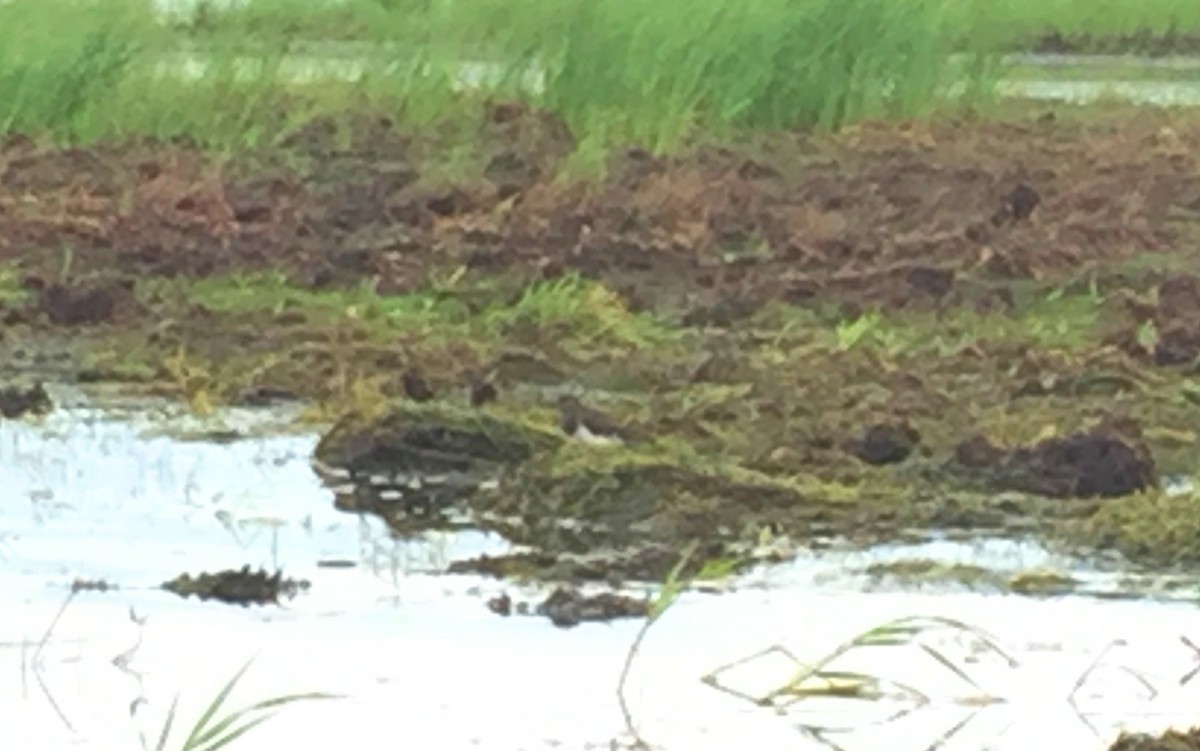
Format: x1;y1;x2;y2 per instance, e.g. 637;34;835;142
181;657;257;749
193;713;276;751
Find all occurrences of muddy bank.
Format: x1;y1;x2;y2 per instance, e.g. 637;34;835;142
5;104;1200;580
1032;28;1200;57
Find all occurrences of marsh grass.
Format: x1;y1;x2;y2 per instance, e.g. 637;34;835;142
452;0;996;150
752;283;1112;361
145;657;339;751
9;0;1200;152
0;0;1005;153
153;272;675;352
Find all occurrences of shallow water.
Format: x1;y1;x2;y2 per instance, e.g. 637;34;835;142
3;386;1200;751
139;50;1200;108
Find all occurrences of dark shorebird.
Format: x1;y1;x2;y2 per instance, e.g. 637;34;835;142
467;370;498;407
403;371;435;402
556;395;632;445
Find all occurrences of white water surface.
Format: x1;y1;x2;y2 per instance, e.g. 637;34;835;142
1;387;1199;750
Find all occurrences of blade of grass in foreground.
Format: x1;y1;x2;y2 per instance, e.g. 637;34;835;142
149;657;342;751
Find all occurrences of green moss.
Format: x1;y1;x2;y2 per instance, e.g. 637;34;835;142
823;290;1111;356
0;265;30;307
1084;490;1200;565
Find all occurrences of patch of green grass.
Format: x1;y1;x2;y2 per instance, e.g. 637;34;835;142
145;272;473;333
484;274;678;352
0;0;162;139
0;265;30;307
146;271;676;352
146;657;339;751
456;0;1000;151
1085;488;1200;566
820;290;1110;357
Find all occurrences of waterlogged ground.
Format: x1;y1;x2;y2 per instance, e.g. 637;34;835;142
7;99;1200;747
3;392;1200;751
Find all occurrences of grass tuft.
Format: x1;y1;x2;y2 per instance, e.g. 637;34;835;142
145;657;340;751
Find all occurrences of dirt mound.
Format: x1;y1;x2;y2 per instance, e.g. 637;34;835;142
953;418;1156;499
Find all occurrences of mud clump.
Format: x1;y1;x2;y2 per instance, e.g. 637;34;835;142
991;183;1041;226
37;279;133;326
0;382;53;418
1141;275;1200;366
537;587;649;628
313;404;562;528
1108;727;1200;751
313;404;559;477
953;419;1155;499
162;566;310;606
849;421;921;465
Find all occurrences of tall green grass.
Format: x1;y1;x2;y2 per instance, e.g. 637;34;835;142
33;0;1200;154
0;0;1007;152
0;0;163;137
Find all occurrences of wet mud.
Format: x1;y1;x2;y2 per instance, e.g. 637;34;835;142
0;382;53;419
162;566;310;606
486;588;650;628
7;103;1200;584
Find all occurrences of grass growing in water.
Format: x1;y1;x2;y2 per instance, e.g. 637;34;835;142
0;0;1002;153
145;657;338;751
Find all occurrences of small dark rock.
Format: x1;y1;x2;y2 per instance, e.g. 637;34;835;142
39;281;125;326
850;421;921;465
1154;322;1200;366
0;382;53;419
992;183;1041;225
487;592;513;617
537;587;649;628
905;266;955;299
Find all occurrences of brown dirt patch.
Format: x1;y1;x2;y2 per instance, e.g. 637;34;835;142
2;106;1199;323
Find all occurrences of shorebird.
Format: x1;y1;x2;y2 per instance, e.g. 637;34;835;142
556;395;632;445
467;370;498;407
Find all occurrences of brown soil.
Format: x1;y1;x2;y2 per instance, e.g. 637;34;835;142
8;102;1200;582
3;104;1198;321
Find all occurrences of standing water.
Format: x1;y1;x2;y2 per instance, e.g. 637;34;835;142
3;385;1200;750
